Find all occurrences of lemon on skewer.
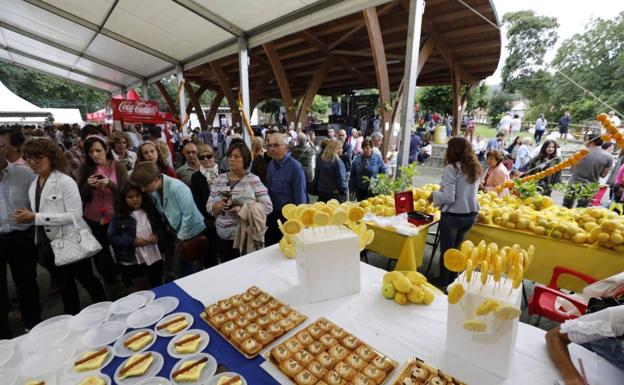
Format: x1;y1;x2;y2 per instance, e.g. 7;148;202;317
300;208;317;227
330;209;347;226
281;203;297;220
347;206;365;223
313;212;330;227
282;219;303;235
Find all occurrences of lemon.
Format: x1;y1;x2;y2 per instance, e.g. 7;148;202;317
313;212;330;226
281;204;298;220
282;219;303;235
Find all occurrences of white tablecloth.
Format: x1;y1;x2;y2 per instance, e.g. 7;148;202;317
176;245;562;385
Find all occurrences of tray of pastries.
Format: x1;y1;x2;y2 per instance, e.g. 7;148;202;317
266;317;398;385
200;286;307;359
391;358;467;385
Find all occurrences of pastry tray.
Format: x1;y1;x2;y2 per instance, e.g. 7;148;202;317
199;286;307;359
265;317;398;385
391;357;467;385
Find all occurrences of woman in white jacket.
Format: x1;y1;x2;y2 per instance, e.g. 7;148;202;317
14;139;106;315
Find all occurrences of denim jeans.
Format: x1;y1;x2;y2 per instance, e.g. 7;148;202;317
438;212;478;286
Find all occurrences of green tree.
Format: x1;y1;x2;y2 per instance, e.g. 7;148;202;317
416;83;488;116
501;10;559;100
311;95;330;116
487;91;514;126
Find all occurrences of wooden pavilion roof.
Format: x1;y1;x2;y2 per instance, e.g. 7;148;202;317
183;0;501;101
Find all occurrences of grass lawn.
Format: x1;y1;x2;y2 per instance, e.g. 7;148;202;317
473;123;533;139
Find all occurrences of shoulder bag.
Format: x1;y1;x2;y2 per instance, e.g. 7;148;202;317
50;214;102;266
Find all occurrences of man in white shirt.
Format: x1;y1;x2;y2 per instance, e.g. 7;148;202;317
498;112;512;133
510;114;522;136
371;132;383;158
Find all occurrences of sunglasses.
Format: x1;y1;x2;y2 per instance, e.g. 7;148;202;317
198;154;213;160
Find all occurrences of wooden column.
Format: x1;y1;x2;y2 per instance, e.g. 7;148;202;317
155;80;177;114
250;70;272;113
185;84;208;116
296;57;334;131
209;61;240;127
363;7;392;155
206;91;224;127
184;81;207;130
263;42;296;124
451;66;461;137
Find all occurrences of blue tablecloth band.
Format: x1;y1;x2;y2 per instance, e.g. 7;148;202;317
101;282;279;384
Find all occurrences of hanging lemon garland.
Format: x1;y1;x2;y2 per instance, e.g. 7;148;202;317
237;92;254;139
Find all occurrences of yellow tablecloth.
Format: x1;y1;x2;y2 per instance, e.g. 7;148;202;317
365;222;434;271
466;224;624;292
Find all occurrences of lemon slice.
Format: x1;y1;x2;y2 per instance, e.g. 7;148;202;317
282;204;298;220
349;222;367;236
300;208;317;227
295;204;311;219
327;199;340;207
279;236;296;258
494;305;521;320
443;249;466;272
360;229;374;246
283;219;303;235
320;206;334;216
447;283;464;305
347;206;365;222
330;209;347;225
313;202;326;210
313;212;330;226
463;319;487;332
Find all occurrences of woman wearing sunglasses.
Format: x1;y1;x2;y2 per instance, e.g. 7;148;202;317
191;145;219;218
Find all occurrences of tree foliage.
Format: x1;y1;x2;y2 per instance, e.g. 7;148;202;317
415;83;488;116
487;91;514;125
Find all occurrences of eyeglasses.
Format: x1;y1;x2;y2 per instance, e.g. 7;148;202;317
23;155;46;163
198;154;213;160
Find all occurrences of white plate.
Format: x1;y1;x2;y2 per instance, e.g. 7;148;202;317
169;353;217;385
114;351;164;385
0;367;17;385
82;301;113;313
127;305;165;329
206;372;247;385
64;346;115;378
0;340;14;368
70;307;110;331
131;291;156;306
111;295;147;315
31;314;73;333
166;329;210;359
19;374;57;385
137;376;171;385
114;329;157;357
67;372;112;385
19;345;74;378
107;312;130;325
20;324;70;353
82;321;127;348
151;297;179;315
154;313;193;338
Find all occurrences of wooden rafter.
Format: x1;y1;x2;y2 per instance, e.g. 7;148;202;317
426;20;478;84
442;24;498;40
263;41;296;123
184;84;208;116
451;65;461;136
206;90;224;127
296;56;335;131
328;1;399;50
184;81;207;130
330;49;404;60
155;80;176;114
250;70;273;113
209;61;240;126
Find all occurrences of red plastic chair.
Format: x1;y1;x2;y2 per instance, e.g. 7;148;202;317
528;266;598;325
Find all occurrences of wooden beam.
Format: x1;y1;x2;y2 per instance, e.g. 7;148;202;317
250;70;272;112
263;41;296;124
209;61;240;126
417;36;434;74
184;81;207;130
426;21;478;84
155;80;177;115
442;24;498;40
328;1;398;50
431;5;492;24
185;84;208;116
451;40;500;54
330;49;404;60
206;90;224;127
296;57;334;131
451;65;461;137
363;7;392;154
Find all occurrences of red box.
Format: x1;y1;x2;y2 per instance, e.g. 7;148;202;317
394;191;434;226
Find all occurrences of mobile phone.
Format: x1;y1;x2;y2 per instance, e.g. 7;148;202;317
95;174;105;180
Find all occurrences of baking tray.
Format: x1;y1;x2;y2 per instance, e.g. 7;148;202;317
391;357;467;385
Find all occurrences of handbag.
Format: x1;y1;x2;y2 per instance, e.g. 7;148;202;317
175;233;210;262
50;214;102;266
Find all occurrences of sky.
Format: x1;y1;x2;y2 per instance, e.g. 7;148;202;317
484;0;622;84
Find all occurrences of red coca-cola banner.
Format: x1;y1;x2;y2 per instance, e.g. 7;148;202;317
109;99;164;123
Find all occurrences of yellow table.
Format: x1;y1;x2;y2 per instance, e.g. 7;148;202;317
466;224;624;292
365;222;436;271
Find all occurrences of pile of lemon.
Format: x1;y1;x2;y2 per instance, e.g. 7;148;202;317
477;192;624;251
357;184;441;217
277;200;374;258
380;271;438;306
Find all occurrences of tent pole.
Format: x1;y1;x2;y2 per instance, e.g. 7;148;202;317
238;38;251;147
176;65;188;134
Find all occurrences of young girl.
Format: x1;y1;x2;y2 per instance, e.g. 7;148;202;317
108;184;165;290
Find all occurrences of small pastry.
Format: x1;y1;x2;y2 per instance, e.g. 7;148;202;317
363;364;386;383
319;334;337;347
256;330;274;345
280;358;304;377
242;292;254;302
174;333;202;354
316;352;336;368
289;311;305;324
307;325;323;338
371;355;393;372
118;353;154;379
245;323;260;335
237;304;250;314
296;331;313;346
210;314;227;326
322;370;344;385
231;329;250;344
220;321;237;336
250;298;263;309
426;376;447;385
355;345;375;362
24;380;47;385
294;369;318;385
247;286;261;295
306;341;326;355
316;382;329;385
341;335;360;350
345;353;366;370
307;361;328;378
225;309;239;320
229;295;243;307
166;318;189;334
205;304;220;317
279;317;295;331
330;327;345;339
218;300;232;311
241;338;262;355
316;319;331;331
124;331;154;351
268;323;284;337
74;349;109;371
217;375;243;385
328;345;348;361
334;362;356;381
78;376;106;385
258;293;271;303
271;345;292;362
172;358;207;382
269;311;283;322
257;305;269;316
353;373;374;385
293;349;314;366
235;316;249;328
411;365;429;380
402;377;416;385
246;310;259;321
257;316;271;327
267;299;281;309
278;305;291;316
285;338;303;353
